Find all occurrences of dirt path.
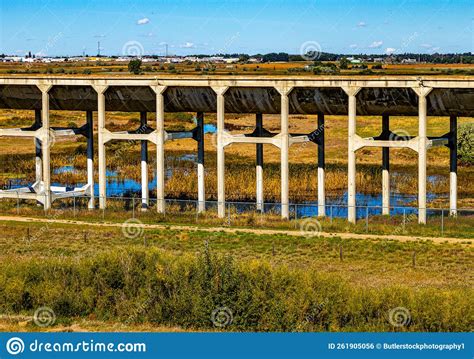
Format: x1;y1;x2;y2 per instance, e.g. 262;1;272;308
0;215;471;246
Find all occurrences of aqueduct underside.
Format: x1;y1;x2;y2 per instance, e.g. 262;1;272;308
0;76;473;224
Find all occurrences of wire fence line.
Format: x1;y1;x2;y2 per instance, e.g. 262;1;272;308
1;192;473;237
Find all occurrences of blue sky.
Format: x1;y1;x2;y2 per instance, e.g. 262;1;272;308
1;0;473;56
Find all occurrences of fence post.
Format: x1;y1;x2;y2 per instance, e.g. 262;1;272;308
365;206;369;233
17;191;20;215
195;199;199;223
403;208;406;231
132;197;135;219
330;205;333;223
441;208;444;235
73;194;76;218
102;196;105;220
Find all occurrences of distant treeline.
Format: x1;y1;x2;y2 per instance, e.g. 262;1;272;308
189;52;474;63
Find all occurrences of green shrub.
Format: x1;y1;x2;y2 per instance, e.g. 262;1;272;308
0;248;471;331
128;59;142;75
458;123;474;165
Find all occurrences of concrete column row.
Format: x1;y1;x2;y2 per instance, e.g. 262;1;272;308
29;84;458;226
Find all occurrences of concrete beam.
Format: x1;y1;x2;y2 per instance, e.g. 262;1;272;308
355;135;420;152
86;111;94;209
413;86;433;224
102;129;157;143
256;113;264;212
343;86;361;224
221;132;282;147
140;111;149;210
449;115;457;216
152;85;167;213
93;85;108;209
37;84;52;210
197;112;205;213
165;131;194;141
34;109;42;183
382;115;390;215
276;86;293;220
317;113;325;217
212;86;228;218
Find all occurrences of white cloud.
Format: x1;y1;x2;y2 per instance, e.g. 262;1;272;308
385;47;396;55
431;46;441;52
357;21;367;28
420;43;432;48
94;34;106;38
368;40;383;48
349;44;358;49
137;17;150;25
180;42;195;48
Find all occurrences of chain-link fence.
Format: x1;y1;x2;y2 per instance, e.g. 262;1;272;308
0;193;473;238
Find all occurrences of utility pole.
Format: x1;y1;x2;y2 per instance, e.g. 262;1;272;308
97;41;101;57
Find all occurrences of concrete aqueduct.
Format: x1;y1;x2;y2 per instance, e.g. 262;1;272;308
0;76;473;224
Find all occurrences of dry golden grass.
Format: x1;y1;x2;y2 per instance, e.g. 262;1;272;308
1;105;473;206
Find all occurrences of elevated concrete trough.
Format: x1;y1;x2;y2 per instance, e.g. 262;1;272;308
0;76;473;223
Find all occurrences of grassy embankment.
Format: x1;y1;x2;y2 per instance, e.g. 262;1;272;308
0;220;472;332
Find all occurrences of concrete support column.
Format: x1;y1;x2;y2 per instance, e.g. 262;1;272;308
256;113;264;212
278;88;291;220
197;112;205;213
344;87;361;224
213;87;228;218
140;112;149;210
152;86;167;213
94;86;108;209
38;85;52;210
415;87;432;224
86;111;94;209
317;113;325;217
34;109;42;183
382;115;390;215
449;115;457;216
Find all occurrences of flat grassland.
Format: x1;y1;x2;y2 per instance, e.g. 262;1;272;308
0;219;472;332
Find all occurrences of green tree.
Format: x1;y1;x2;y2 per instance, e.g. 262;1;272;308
339;57;349;69
458;123;474;165
128;59;142;75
